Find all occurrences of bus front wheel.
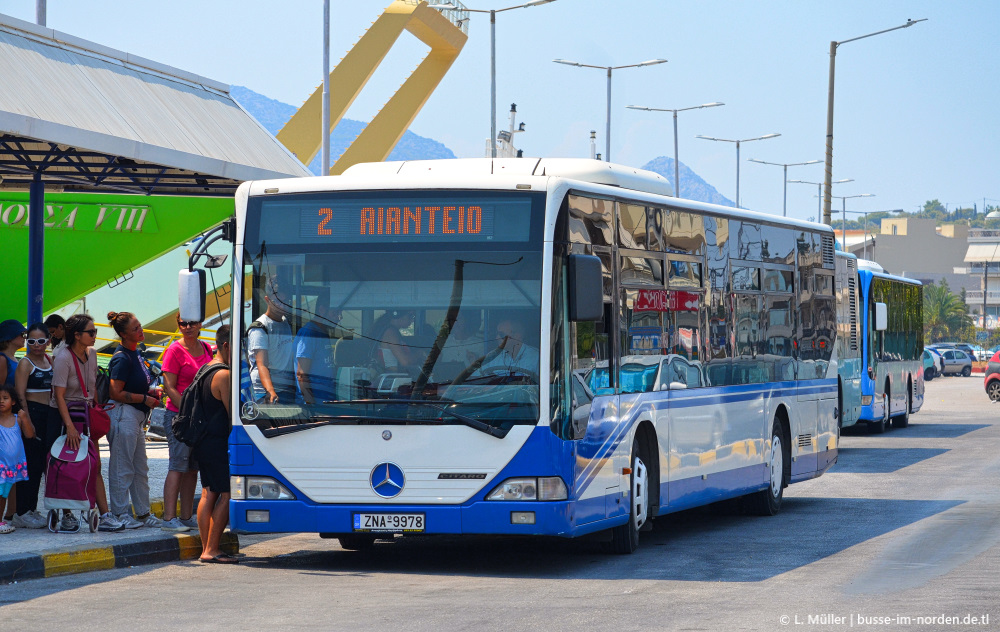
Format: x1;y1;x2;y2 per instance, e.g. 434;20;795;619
607;436;649;554
869;393;888;434
747;417;785;516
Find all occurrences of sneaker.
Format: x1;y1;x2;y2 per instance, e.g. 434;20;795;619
0;521;14;534
160;517;191;532
179;517;199;529
139;514;163;528
116;513;143;529
98;513;125;532
59;513;79;531
11;512;45;529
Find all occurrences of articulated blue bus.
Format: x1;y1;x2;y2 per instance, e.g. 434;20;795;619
836;255;923;432
215;158;841;553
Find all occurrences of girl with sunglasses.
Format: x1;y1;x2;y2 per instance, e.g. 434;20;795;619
10;323;53;528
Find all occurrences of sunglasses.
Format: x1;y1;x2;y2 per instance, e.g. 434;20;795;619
82;329;98;336
178;321;201;328
26;338;49;346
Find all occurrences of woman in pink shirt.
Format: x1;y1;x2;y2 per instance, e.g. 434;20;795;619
159;316;213;532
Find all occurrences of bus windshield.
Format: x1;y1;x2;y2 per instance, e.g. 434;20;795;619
239;190;544;436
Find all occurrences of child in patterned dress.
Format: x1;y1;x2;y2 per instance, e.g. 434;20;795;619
0;384;31;533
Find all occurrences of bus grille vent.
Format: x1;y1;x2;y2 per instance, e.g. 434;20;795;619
848;271;858;351
797;434;813;448
822;235;835;267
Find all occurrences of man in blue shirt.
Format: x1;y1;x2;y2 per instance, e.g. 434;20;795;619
295;305;341;405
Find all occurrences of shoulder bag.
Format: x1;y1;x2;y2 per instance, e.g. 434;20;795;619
70;350;113;441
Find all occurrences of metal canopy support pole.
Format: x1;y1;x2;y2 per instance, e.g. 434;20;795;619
490;10;497;158
782;164;788;216
822;40;837;226
28;173;44;324
36;0;46;26
321;0;330;175
735;140;741;208
985;263;989;330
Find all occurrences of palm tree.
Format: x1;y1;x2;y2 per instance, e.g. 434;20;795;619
923;280;971;341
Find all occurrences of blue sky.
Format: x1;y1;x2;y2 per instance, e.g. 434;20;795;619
2;0;997;222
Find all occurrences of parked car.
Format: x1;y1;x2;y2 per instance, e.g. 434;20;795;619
985;351;1000;401
956;343;984;361
923;349;942;380
938;348;973;376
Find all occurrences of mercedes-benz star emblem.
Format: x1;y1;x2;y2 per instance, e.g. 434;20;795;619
382;430;392;441
370;462;405;498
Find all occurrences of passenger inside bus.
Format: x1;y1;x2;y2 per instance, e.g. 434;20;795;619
369;310;418;371
477;314;539;380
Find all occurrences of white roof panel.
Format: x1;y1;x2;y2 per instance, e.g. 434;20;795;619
0;13;310;182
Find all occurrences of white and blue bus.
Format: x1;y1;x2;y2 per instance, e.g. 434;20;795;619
844;259;924;433
219;159;841;553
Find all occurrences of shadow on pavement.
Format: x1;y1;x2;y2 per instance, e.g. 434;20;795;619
898;423;991;439
832;447;948;473
238;497;961;583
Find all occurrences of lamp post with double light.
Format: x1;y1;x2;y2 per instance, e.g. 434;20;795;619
747;158;821;217
822;18;926;225
696;133;780;209
626;102;724;197
789;178;853;222
831;193;874;251
553;58;668;162
430;1;556;158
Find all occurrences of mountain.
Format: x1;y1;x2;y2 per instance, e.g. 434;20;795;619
230;85;455;175
640;156;734;207
230;87;730;207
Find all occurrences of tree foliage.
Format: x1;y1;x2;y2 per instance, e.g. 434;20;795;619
923;279;971;342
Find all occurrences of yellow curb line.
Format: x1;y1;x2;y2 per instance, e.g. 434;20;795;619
44;546;116;578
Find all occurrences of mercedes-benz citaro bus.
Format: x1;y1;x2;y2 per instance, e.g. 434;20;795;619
206;158;841;554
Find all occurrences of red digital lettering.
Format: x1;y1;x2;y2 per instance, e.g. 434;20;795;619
386;207;401;235
457;206;465;234
467;206;482;233
360;207;375;235
426;206;439;233
404;207;420;234
377;207;384;235
442;206;456;233
318;208;333;236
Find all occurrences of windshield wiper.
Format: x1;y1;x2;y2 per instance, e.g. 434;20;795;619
259;407;506;439
404;401;507;438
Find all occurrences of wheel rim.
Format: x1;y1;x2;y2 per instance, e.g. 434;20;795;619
632;456;648;529
989;382;1000;400
769;435;783;497
883;394;889;425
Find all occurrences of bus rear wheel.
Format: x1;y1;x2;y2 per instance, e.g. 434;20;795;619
869;393;888;434
607;436;649;554
892;381;911;429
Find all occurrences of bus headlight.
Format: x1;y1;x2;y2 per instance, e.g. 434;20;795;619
231;476;296;500
487;477;567;501
861;396;873;406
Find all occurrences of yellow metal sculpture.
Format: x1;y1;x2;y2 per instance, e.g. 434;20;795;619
277;0;468;175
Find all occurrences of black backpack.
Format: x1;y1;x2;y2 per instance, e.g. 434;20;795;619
171;363;227;447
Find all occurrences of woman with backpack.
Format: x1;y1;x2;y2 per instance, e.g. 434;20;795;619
159;315;213;532
106;311;163;529
50;314;123;532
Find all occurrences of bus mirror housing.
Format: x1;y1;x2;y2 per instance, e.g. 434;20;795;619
874;302;888;331
179;269;206;323
567;254;603;321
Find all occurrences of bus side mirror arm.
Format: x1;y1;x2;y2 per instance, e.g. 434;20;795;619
568;254;603;322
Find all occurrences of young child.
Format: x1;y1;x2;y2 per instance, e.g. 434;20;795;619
0;384;31;533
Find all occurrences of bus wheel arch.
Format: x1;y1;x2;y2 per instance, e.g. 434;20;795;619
606;423;657;554
892;377;911;429
634;420;660;520
746;408;788;516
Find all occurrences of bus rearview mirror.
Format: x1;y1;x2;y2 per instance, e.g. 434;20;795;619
874;302;888;331
567;254;603;322
179;269;207;323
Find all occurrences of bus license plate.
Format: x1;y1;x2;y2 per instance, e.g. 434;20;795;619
353;513;425;533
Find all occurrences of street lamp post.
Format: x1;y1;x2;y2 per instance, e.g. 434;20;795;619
831;193;874;251
789;178;853;222
822;18;926;226
321;0;330;175
627;102;724;197
696;133;780;209
553;58;668;162
431;1;557;158
747;158;821;216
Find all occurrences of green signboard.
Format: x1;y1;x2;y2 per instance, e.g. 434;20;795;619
2;192;233;322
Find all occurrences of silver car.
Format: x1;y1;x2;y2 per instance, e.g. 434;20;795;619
939;348;973;377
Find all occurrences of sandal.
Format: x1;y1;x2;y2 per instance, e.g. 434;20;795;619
199;554;239;564
0;521;14;534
